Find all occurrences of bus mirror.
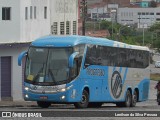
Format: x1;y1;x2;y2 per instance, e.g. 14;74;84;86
18;51;27;66
69;52;79;68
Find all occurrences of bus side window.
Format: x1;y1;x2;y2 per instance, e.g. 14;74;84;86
71;58;78;78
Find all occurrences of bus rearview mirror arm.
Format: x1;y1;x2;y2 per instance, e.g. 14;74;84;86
18;51;27;66
69;52;79;68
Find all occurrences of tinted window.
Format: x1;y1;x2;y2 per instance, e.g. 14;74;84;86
85;45;149;68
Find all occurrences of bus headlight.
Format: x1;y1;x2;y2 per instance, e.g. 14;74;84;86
25;94;29;98
25;87;29;91
58;85;73;92
60;88;66;92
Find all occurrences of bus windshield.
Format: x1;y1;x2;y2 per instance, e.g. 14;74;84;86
25;47;73;85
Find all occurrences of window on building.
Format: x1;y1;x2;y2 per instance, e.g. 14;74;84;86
66;21;70;35
2;7;11;20
25;7;28;20
51;22;58;35
73;21;77;35
150;12;154;15
44;7;47;19
60;22;65;35
156;18;160;21
138;12;141;15
156;13;160;15
142;12;145;15
146;12;149;15
30;6;32;19
34;6;36;19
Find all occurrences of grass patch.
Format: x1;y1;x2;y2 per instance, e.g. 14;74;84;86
151;73;160;81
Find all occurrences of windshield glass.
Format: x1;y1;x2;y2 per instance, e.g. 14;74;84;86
25;47;72;85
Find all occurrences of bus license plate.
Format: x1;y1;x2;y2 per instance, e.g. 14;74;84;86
40;96;48;100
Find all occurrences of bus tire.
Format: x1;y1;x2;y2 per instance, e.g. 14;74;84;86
88;102;103;108
37;101;51;108
123;90;132;107
74;90;89;108
130;91;137;107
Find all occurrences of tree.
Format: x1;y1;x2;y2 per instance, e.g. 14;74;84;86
149;22;160;51
150;0;157;7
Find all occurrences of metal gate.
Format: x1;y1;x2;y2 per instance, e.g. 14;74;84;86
1;56;12;100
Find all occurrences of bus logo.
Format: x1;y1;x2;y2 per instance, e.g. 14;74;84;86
111;71;123;99
86;68;105;76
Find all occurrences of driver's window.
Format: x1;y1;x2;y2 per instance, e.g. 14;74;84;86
71;58;78;78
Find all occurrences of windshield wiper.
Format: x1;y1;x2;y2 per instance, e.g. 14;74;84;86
48;69;57;85
32;67;43;83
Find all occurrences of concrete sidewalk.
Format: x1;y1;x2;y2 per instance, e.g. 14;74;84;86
0;101;37;107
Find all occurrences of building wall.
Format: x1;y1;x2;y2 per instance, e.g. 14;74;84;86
0;0;50;43
50;0;78;35
0;0;20;43
0;46;28;101
103;0;130;7
20;0;50;42
0;0;78;43
117;8;160;28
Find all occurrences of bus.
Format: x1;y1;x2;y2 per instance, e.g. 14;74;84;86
18;35;150;108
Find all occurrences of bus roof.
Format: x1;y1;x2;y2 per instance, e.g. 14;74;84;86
31;35;149;51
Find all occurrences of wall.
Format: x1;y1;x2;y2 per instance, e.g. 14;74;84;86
20;0;50;42
117;8;160;28
50;0;78;35
0;46;28;101
0;0;20;43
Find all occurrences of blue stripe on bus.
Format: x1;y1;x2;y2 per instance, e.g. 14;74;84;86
113;66;116;72
119;67;122;73
122;68;128;84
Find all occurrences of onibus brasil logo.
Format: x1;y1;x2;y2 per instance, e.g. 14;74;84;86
111;71;123;99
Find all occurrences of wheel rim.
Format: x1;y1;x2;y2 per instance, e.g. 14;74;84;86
126;92;131;106
81;94;87;104
133;94;137;104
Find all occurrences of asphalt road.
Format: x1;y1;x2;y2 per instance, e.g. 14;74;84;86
0;81;159;120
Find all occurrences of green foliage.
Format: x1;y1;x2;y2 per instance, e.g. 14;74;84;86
85;20;160;49
149;22;160;50
150;0;157;7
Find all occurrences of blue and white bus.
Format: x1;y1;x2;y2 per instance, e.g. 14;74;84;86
18;35;150;108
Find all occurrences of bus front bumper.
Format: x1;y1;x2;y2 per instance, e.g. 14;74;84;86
24;91;69;102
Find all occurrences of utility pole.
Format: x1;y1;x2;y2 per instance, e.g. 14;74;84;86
80;0;87;36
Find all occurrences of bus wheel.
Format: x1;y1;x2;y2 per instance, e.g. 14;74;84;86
124;90;132;107
37;101;51;108
74;90;89;108
130;91;137;107
88;102;103;108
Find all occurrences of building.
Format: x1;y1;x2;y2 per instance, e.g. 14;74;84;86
0;0;78;101
117;7;160;28
102;0;130;7
50;0;78;35
87;3;109;21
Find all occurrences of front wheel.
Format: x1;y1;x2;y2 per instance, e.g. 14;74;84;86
37;101;51;108
74;90;89;108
